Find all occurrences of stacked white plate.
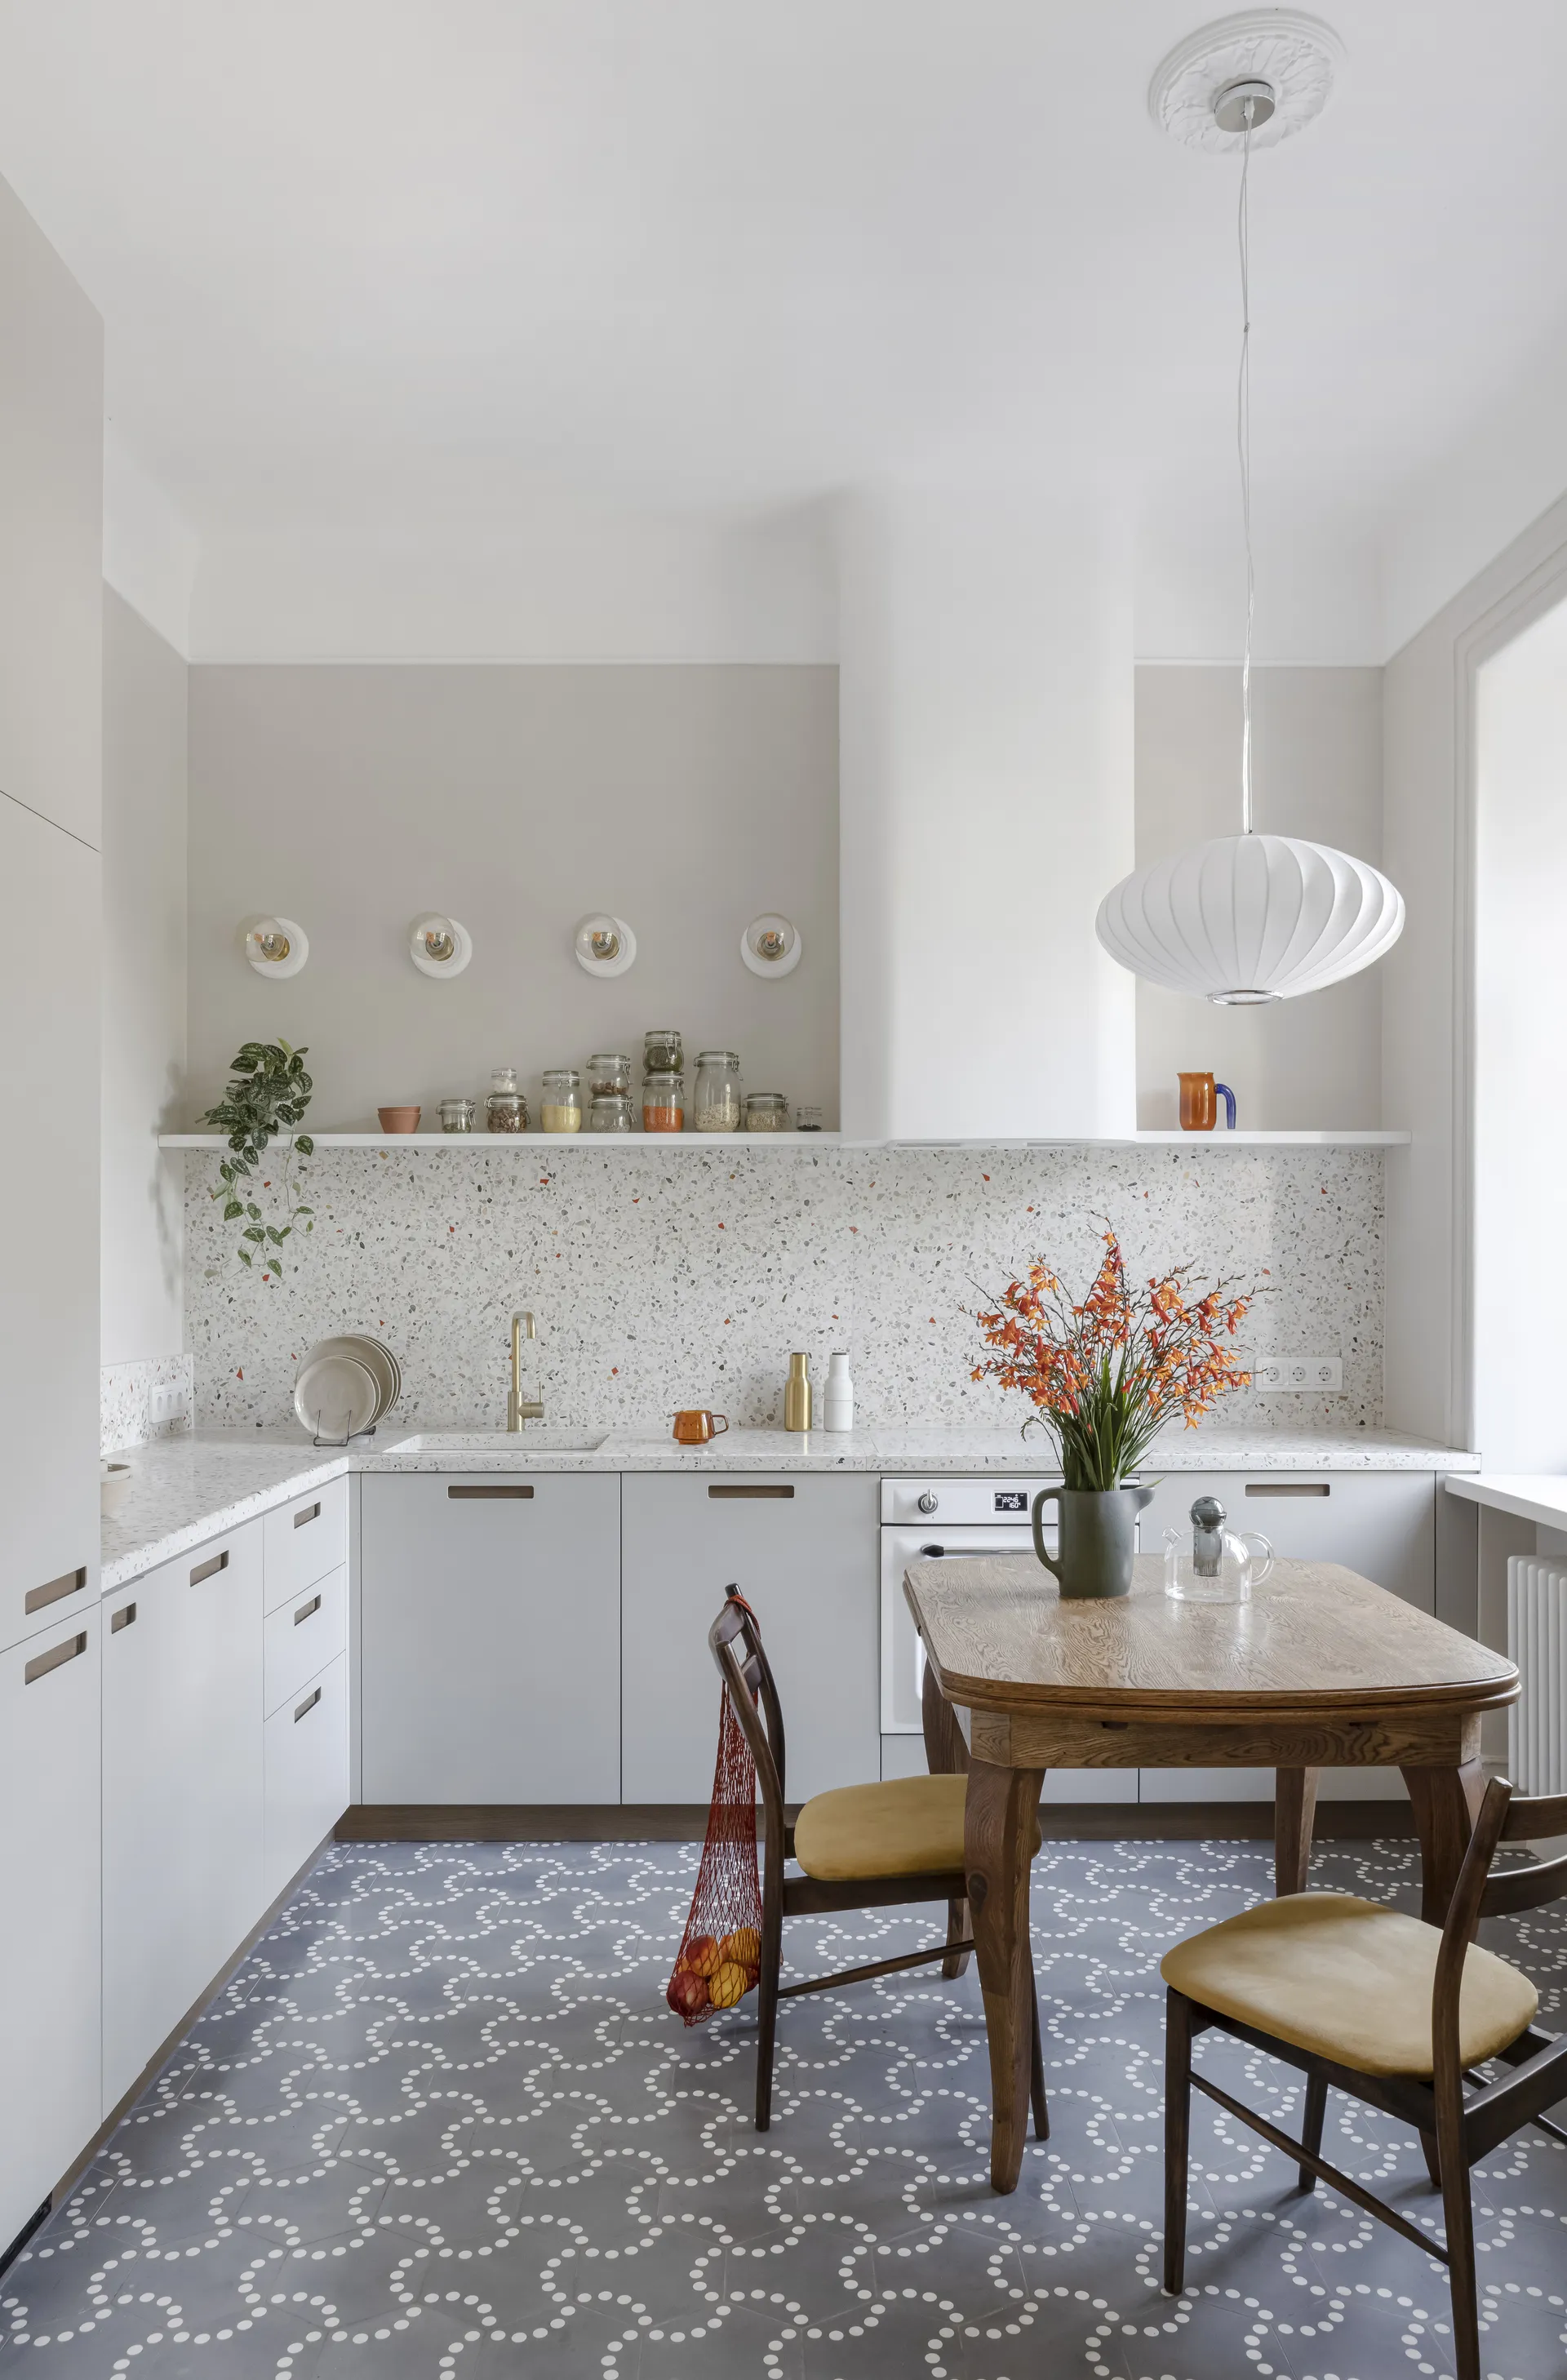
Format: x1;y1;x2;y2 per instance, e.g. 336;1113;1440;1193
295;1334;402;1442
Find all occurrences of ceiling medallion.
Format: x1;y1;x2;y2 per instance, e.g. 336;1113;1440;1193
1148;10;1345;154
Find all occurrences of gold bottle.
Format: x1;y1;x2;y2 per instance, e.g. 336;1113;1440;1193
784;1351;812;1432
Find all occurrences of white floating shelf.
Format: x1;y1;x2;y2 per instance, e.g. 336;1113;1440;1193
158;1128;1411;1151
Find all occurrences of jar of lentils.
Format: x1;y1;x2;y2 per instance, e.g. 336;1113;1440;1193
643;1070;685;1132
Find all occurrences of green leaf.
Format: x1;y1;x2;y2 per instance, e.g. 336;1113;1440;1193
246;1202;261;1219
224;1199;245;1221
267;1226;286;1245
242;1225;266;1243
237;1247;252;1267
295;1134;314;1156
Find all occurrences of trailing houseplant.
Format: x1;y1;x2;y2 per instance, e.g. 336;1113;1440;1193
201;1038;315;1283
971;1230;1255;1597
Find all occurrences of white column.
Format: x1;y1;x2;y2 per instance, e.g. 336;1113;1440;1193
837;486;1136;1140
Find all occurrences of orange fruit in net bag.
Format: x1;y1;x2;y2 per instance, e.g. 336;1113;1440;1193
708;1960;749;2010
667;1969;708;2018
720;1926;761;1970
679;1934;721;1978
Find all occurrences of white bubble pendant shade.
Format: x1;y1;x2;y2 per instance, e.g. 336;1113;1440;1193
1095;832;1404;1006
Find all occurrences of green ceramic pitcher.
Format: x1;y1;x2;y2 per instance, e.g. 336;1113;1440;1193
1031;1482;1155;1600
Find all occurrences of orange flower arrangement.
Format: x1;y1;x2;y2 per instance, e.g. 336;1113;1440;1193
972;1231;1255;1490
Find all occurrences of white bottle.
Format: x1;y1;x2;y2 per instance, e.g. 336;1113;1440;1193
823;1349;855;1433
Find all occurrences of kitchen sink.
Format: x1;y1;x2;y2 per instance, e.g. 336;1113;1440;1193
388;1430;610;1454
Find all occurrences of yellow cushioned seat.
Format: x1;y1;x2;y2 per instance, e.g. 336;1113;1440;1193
792;1773;1041;1884
1161;1891;1538;2078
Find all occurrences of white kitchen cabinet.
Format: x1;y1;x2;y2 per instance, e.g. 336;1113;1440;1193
0;1606;101;2254
263;1476;349;1613
1136;1469;1436;1805
0;797;100;1658
100;1522;264;2113
264;1652;348;1901
264;1561;347;1717
359;1472;621;1803
621;1474;879;1805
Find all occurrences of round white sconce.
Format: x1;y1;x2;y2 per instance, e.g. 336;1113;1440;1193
740;913;802;978
409;914;473;978
574;914;637;976
242;917;309;978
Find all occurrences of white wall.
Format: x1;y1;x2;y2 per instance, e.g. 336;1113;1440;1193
101;588;188;1365
1471;597;1567;1468
837;487;1135;1140
1134;666;1384;1131
185;664;838;1130
103;428;198;660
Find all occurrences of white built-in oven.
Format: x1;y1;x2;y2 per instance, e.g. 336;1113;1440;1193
879;1475;1060;1734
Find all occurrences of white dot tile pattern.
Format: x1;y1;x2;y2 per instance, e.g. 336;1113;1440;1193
6;1840;1565;2378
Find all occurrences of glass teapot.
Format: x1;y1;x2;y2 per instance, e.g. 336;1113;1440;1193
1164;1495;1273;1605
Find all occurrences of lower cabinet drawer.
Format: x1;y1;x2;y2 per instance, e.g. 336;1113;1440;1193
263;1564;347;1718
263;1476;349;1614
264;1654;348;1903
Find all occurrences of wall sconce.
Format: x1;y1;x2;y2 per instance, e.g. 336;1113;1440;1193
574;913;637;976
741;912;802;978
409;914;473;978
242;917;309;978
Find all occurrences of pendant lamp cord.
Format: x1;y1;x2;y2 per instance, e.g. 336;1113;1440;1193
1237;98;1255;833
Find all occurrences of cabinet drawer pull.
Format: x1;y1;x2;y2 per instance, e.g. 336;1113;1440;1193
294;1685;322;1722
110;1602;137;1633
293;1592;322;1626
293;1500;322;1529
25;1565;87;1616
1245;1481;1330;1498
708;1483;794;1499
447;1484;535;1499
25;1631;88;1684
190;1548;230;1584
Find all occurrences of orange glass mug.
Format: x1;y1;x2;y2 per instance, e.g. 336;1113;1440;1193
1179;1072;1236;1132
673;1409;729;1445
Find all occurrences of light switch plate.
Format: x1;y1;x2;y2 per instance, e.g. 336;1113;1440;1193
1251;1356;1343;1393
150;1383;188;1427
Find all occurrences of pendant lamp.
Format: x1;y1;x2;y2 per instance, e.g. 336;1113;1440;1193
1097;12;1403;1005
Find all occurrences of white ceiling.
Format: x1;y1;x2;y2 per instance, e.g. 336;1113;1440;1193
2;1;1566;660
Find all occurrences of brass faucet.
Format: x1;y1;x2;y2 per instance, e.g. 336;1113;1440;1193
508;1310;544;1430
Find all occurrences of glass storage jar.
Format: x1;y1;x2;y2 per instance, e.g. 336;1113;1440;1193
643;1027;683;1077
486;1067;528;1132
540;1068;582;1133
589;1091;633;1133
438;1096;476;1134
643;1070;685;1132
745;1092;790;1132
794;1103;823;1132
693;1050;742;1132
586;1052;631;1101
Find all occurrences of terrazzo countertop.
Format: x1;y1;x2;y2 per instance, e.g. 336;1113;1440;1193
102;1423;1480;1591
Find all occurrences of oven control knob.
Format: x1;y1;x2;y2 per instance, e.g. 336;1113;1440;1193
917;1490;939;1514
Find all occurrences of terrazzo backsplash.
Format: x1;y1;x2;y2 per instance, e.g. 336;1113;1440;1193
182;1143;1384;1436
100;1352;194;1455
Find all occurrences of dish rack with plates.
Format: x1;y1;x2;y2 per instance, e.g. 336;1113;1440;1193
295;1334;402;1445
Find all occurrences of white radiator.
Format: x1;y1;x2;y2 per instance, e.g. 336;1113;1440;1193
1507;1556;1567;1794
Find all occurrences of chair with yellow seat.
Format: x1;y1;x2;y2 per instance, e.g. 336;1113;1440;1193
708;1583;1049;2136
1161;1774;1567;2380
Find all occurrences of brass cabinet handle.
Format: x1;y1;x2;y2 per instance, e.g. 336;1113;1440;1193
25;1565;87;1616
293;1501;322;1529
293;1593;322;1627
447;1484;535;1499
1245;1481;1330;1498
708;1483;795;1500
25;1631;88;1684
294;1685;322;1722
190;1548;230;1585
110;1602;137;1633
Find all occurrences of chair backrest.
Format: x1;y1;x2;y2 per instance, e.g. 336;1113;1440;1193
1432;1776;1567;2076
708;1584;788;1859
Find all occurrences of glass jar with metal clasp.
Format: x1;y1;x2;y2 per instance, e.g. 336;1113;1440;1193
540;1068;582;1133
486;1067;528;1132
693;1050;743;1132
744;1091;791;1132
589;1092;633;1133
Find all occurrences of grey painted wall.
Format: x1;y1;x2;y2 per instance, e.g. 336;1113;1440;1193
1133;665;1384;1131
102;588;187;1365
186;664;840;1130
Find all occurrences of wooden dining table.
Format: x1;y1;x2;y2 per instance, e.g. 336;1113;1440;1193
903;1552;1520;2195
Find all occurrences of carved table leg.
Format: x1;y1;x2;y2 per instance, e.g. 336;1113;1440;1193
965;1755;1045;2194
1274;1766;1320;1897
1401;1760;1488;1926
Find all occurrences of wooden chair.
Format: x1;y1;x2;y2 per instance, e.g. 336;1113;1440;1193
708;1583;1050;2136
1161;1775;1567;2380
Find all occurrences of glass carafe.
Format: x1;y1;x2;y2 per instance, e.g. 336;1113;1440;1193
1164;1495;1272;1604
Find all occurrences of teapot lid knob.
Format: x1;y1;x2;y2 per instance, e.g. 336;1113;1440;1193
1190;1495;1227;1530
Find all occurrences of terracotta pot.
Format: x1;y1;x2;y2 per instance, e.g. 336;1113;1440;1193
377;1106;421;1133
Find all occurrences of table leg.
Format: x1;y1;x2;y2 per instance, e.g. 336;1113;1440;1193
965;1755;1045;2194
1274;1766;1320;1896
1401;1760;1488;1926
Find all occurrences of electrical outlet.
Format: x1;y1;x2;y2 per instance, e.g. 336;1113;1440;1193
150;1383;188;1428
1250;1356;1343;1393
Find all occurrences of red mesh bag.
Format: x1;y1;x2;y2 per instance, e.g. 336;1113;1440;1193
667;1605;765;2026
